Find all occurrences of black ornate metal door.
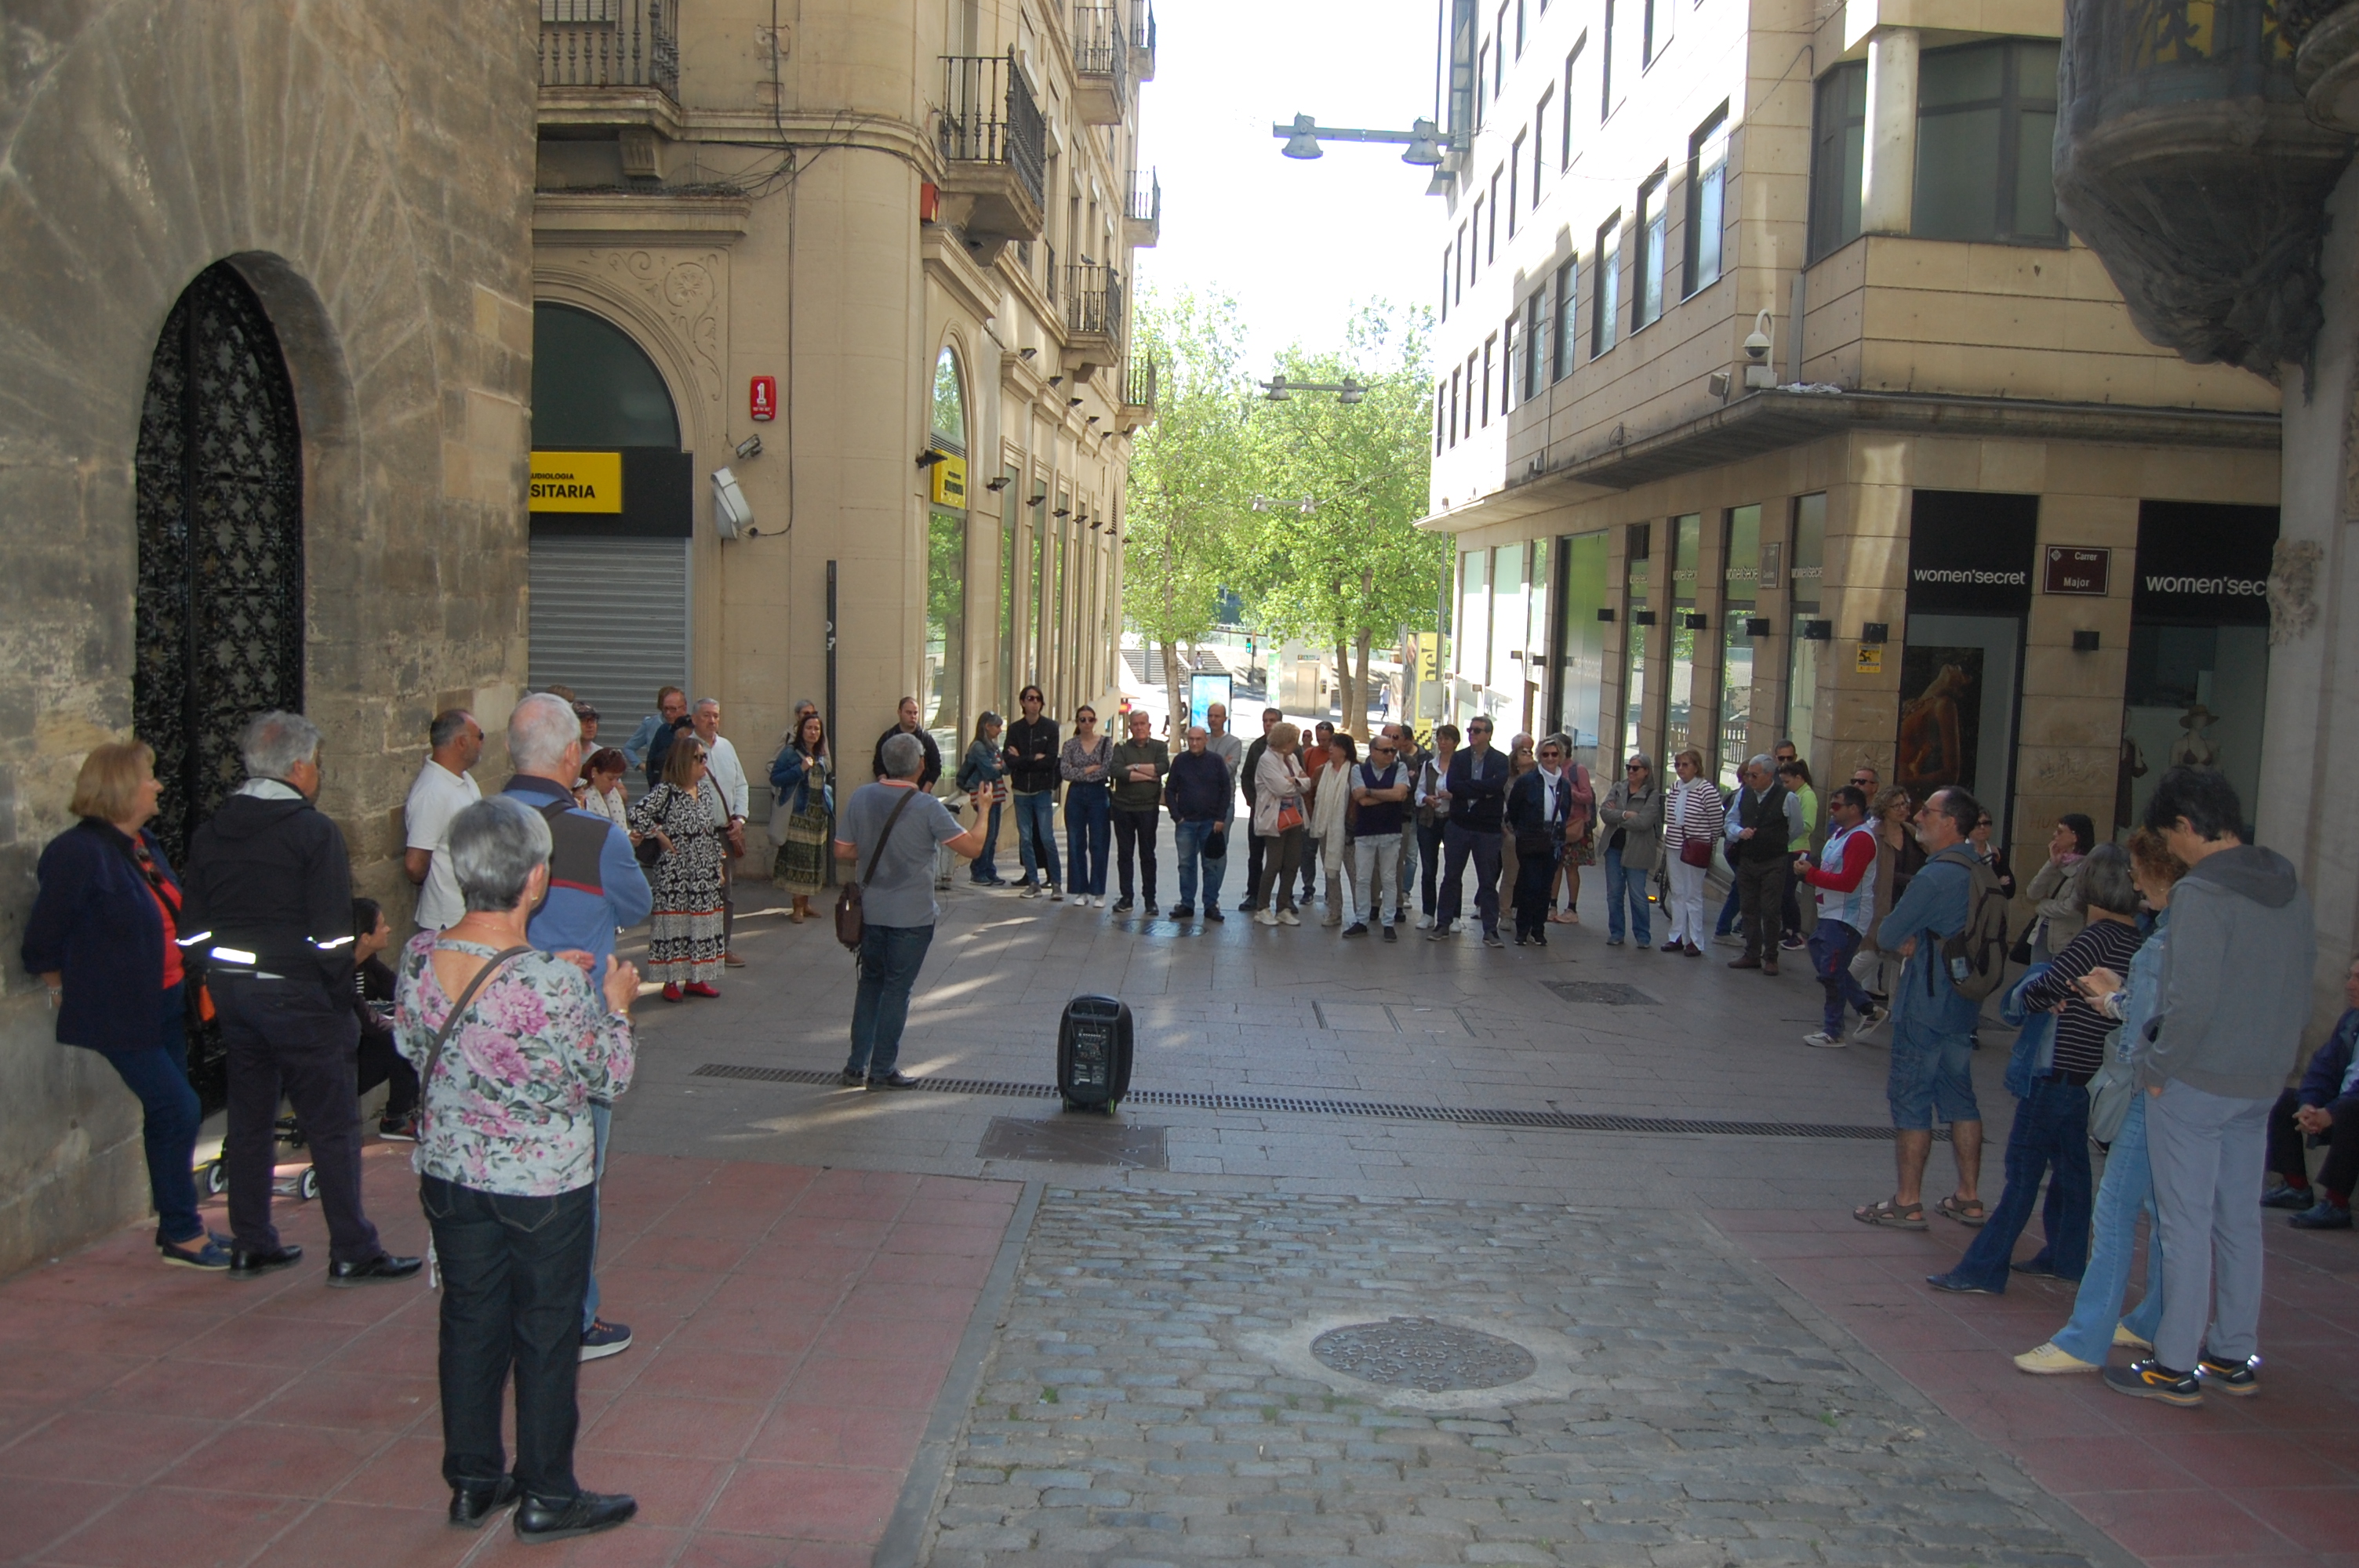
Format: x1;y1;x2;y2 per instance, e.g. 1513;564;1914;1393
133;262;305;866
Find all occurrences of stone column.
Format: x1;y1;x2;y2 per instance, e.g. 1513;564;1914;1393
1861;28;1919;237
1817;441;1908;779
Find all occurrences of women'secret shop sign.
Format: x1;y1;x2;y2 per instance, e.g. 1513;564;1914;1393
1905;492;2038;615
2132;501;2278;626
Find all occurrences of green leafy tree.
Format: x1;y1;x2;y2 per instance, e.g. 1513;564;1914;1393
1124;287;1255;724
1230;302;1441;737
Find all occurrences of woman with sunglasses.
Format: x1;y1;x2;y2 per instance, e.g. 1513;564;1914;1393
1596;753;1665;949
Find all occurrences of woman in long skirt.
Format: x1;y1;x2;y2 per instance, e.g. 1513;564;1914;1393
631;739;726;1000
769;710;833;921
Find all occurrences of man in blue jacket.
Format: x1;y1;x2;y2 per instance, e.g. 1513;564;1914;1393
1852;786;1986;1232
1431;715;1510;947
2263;954;2359;1229
501;692;653;1361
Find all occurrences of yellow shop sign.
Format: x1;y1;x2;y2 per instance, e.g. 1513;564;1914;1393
530;451;623;513
929;453;968;507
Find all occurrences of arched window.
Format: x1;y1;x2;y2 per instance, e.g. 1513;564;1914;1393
925;347;969;746
931;346;968;456
532;302;681;448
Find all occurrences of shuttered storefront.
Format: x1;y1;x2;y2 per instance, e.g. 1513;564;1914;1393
528;534;692;731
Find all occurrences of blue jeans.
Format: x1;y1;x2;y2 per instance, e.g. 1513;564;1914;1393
970;798;1004;881
848;923;935;1075
1888;1016;1981;1132
103;984;205;1247
1807;921;1874;1036
1176;818;1227;909
2053;1091;2166;1363
1602;846;1651;946
1943;1076;2094;1291
1064;782;1111;896
582;1099;610;1332
1012;789;1059;888
1714;880;1742;936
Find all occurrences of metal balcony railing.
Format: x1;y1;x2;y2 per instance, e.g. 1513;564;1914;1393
1072;4;1128;89
938;51;1048;210
1132;1;1158;56
1124;357;1158;412
539;0;678;97
1045;242;1059;301
1065;263;1123;342
1127;168;1161;226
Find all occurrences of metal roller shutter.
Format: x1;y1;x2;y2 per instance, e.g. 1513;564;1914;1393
529;535;692;733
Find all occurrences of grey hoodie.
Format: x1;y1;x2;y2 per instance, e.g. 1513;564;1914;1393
2137;844;2317;1098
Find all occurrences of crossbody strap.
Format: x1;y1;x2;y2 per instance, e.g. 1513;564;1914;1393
862;788;921;884
420;945;535;1134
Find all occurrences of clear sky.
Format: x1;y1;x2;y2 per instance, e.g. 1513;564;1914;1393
1132;0;1441;371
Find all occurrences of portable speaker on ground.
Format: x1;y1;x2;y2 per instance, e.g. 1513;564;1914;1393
1056;993;1133;1112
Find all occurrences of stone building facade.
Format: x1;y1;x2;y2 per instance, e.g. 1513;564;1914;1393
1421;0;2293;960
525;0;1152;795
0;1;540;1277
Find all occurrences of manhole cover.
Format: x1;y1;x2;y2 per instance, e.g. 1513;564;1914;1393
975;1115;1168;1169
1542;980;1659;1006
1309;1316;1538;1392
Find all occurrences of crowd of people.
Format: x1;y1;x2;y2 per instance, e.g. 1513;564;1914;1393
16;679;2354;1539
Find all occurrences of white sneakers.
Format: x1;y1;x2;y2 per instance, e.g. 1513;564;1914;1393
2014;1341;2098;1375
1278;910;1301;926
1416;913;1434;930
1255;909;1280;927
1802;1031;1847;1049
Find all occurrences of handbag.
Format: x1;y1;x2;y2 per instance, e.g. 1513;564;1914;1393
835;788;919;952
420;945;534;1139
1274;798;1303;833
1679;837;1714;869
2087;1039;2139;1146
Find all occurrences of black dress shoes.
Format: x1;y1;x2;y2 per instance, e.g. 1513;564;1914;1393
328;1253;424;1287
450;1475;520;1528
227;1243;302;1279
514;1490;638;1543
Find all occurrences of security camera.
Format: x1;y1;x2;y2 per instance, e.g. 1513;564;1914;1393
1743;308;1772;362
734;433;763;460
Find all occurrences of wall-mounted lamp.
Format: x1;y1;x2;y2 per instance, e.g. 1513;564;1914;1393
1067;396;1084;407
914;450;947;469
2073;629;2102;652
1597;608;1616;622
1053;506;1071;517
733;433;764;460
1683;612;1709;631
1020;347;1038;361
983;476;1012;492
1801;619;1833;641
1029;492;1048;506
1633;609;1658;626
1047;375;1064;387
1707;369;1732;400
1745;616;1773;638
1862;622;1889;644
1086;414;1100;424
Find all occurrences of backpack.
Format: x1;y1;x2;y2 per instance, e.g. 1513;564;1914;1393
1932;845;2012;1002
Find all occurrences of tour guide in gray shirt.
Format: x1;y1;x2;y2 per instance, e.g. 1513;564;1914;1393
834;731;986;1087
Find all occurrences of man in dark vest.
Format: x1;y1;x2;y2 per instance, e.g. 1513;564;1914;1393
1432;715;1511;947
1725;753;1805;976
501;692;653;1361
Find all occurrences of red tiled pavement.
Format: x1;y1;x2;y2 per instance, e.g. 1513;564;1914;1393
0;1144;1019;1566
1710;1203;2359;1566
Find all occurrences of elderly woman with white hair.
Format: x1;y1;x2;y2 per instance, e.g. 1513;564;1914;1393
394;795;641;1542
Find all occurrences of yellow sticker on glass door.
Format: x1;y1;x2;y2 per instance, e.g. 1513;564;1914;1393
529;451;623;512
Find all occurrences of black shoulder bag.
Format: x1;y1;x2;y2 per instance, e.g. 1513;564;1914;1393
834;789;920;952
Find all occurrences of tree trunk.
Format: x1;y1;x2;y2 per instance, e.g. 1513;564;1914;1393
1353;627;1374;739
1163;639;1185;739
1333;641;1354;738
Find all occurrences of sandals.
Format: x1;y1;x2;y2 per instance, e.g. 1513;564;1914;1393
1853;1197;1928;1230
1937;1195;1988;1227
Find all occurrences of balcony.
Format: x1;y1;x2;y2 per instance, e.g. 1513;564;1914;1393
1132;2;1158;82
1072;4;1128;124
2056;0;2351;376
1063;263;1123;377
1120;356;1158;431
1124;167;1161;247
936;52;1048;263
537;0;680;137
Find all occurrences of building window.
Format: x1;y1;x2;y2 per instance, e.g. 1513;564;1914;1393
1456;222;1467;300
1481;335;1496;425
1472;199;1485;279
1600;0;1616;120
1509;134;1525;234
1533;89;1551;203
1436;382;1448;454
1441;250;1452;321
1496;3;1509;95
1466;352;1479;436
1634;169;1667;330
1448;368;1460;447
1684;107;1728;296
1808;61;1866;262
1478;40;1490;130
1642;0;1670;65
1523;289;1546;399
1591;216;1619;355
1550;260;1575;379
1503;315;1518;412
1914;38;2065;245
1563;38;1583;165
1488;169;1503;260
1516;0;1527;55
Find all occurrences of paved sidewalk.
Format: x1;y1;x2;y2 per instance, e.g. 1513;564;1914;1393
0;1143;1018;1566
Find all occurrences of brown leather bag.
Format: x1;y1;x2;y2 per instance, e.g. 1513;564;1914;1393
834;788;919;951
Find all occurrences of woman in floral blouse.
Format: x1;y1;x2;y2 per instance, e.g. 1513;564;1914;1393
394;796;640;1541
629;736;727;1000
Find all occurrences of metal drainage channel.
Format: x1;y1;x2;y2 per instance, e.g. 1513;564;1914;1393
689;1063;1924;1141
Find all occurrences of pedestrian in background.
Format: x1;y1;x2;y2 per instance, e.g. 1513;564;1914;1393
2261;955;2359;1229
571;702;601;750
22;740;220;1269
1550;742;1595;926
1433;716;1509;947
1299;720;1338;909
1656;750;1717;954
404;708;483;931
1852;785;1923;1002
1060;706;1114;907
1498;738;1537;914
1347;732;1411;941
1109;708;1170;915
580;748;631;832
769;710;833;924
180;711;417;1285
1311;731;1357;927
349;897;420;1141
835;733;987;1087
958;712;1010;887
1776;757;1819;952
630;738;725;1001
1003;686;1061;900
1598;751;1665;949
1251;722;1311;927
1239;706;1281;913
1166;726;1231;923
1725;755;1804;977
1413;723;1457;929
692;699;749;967
1505;736;1572;946
2025;813;2095;961
871;695;943;788
1794;785;1885;1046
1969;808;2016;899
623;686;686;771
1383;723;1423;926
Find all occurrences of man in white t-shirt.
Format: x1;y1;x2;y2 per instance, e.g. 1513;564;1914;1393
402;709;483;929
692;698;751;967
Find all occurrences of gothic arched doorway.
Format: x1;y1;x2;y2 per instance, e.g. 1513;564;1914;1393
133;262;306;865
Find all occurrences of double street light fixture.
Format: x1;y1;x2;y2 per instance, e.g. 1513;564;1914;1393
1275;114;1445;167
1259;374;1365;405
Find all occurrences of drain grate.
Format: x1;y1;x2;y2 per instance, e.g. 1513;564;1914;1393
690;1062;1927;1140
1311;1317;1538;1392
1542;981;1659;1006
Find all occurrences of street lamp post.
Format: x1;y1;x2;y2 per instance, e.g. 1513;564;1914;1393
1274;114;1447;166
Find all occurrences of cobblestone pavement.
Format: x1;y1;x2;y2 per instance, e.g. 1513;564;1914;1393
917;1188;2121;1568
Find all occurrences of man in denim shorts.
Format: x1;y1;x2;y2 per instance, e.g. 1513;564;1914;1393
1852;786;1987;1231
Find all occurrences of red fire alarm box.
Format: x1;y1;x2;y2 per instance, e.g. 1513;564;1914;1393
919;182;940;223
749;375;776;423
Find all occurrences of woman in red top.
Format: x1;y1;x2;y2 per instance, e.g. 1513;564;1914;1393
22;742;223;1269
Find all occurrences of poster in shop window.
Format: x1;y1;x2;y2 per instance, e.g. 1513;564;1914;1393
1896;647;1985;796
